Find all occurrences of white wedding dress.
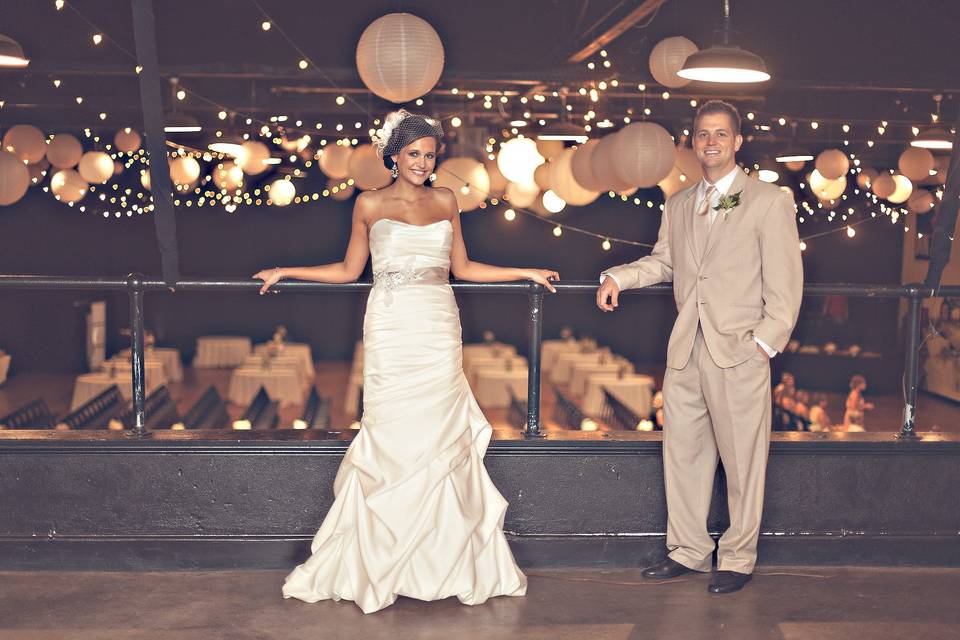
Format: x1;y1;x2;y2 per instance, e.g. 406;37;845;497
282;218;527;614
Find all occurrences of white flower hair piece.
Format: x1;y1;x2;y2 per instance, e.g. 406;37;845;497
372;109;412;156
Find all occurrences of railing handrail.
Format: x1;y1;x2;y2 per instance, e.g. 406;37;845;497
0;273;932;440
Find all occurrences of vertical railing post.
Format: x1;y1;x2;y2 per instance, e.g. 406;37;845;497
900;285;922;439
524;282;546;438
126;273;150;438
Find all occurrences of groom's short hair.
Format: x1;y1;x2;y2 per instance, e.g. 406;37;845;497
694;100;742;135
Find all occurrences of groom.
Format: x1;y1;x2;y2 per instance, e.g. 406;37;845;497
597;100;802;594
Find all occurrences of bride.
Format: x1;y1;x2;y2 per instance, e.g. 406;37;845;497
254;109;559;614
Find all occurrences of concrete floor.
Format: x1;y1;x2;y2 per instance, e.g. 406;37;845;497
0;567;958;639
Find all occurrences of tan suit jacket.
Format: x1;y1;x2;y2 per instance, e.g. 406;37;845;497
604;168;803;369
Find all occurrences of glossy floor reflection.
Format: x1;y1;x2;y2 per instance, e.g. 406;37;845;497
0;567;957;639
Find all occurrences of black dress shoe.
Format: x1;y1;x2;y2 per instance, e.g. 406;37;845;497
641;557;696;579
708;570;752;594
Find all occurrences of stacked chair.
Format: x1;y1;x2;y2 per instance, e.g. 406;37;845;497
0;398;56;429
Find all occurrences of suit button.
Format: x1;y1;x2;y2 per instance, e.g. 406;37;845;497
698;275;706;281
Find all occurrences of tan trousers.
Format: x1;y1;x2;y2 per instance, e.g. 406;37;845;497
662;327;771;574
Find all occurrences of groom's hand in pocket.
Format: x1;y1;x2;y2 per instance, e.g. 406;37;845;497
597;276;620;312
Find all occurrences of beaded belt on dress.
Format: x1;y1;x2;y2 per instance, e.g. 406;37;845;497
372;266;449;305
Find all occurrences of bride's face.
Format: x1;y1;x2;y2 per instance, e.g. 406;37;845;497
392;137;437;185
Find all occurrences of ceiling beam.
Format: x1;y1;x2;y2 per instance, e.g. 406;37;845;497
567;0;667;63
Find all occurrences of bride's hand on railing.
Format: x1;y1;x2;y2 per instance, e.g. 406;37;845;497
522;269;560;293
253;267;283;295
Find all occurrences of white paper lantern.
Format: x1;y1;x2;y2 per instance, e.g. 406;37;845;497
50;169;88;203
497;137;544;185
347;144;392;190
541;189;566;213
570;140;607;192
78;151;114;184
658;165;686;198
888;174;913;204
505;180;539;208
318;141;354;179
898;147;935;182
328;178;355;201
238;141;272;175
483;157;508;198
590;133;633;191
46;133;83;169
269;178;296;206
212;161;244;192
3;124;46;164
0;150;30;205
814;149;849;180
113;160;123;176
536;138;565;161
809;169;846;200
170;157;201;186
534;163;552;190
871;172;896;199
356;13;444;103
612;122;676;188
675;146;703;183
433;157;489;211
649;37;698;89
113;128;142;153
549;147;599;206
856;168;878;189
907;190;936;214
923;155;950;185
140;170;151;190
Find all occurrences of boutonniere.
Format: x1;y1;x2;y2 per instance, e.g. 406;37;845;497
713;190;743;220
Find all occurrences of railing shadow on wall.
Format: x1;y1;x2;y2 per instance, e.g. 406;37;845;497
0;274;946;441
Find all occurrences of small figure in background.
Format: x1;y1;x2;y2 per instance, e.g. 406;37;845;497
808;393;832;432
651;390;664;429
843;374;874;432
793;390;810;420
773;372;796;407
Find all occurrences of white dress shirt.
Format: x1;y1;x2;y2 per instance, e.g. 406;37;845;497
601;165;778;358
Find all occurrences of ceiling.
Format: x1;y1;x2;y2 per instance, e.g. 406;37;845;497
1;0;958;166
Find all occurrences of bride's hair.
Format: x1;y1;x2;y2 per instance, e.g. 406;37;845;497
372;109;444;169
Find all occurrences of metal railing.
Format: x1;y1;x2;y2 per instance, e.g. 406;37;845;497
1;274;952;440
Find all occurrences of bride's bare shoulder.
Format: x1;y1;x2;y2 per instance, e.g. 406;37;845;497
429;186;458;214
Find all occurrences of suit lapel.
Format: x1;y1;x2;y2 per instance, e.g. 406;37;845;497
680;186;701;269
701;168;748;266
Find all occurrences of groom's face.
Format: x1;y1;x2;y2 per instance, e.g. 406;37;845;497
693;113;743;174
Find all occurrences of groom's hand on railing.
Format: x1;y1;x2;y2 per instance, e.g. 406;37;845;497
597;276;620;312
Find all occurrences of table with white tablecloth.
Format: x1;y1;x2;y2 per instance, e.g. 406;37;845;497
193;336;252;368
241;353;310;390
582;374;656;418
228;366;304;407
541;339;585;371
473;368;528;408
101;359;168;389
550;349;612;385
70;370;163;410
253;342;315;378
112;347;183;383
569;360;635;397
464;355;527;387
462;343;517;369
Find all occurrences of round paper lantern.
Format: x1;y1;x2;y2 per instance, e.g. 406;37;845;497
888;174;913;204
3;124;46;164
922;155;950;185
533;163;552;190
619;186;639;197
355;13;444;103
907;190;936;214
269;178;296;206
140;170;151;190
328;178;355;201
497;137;544;185
871;173;896;199
50;169;88;203
27;161;48;185
433;157;489;211
814;149;849;180
813;175;846;201
113;128;142;153
483;157;508;198
347;144;392;190
591;133;633;191
0;150;30;205
658;165;686;198
238;141;272;175
318;141;353;180
536;138;564;161
675;146;703;183
785;160;806;172
113;160;123;176
549;147;599;206
212;161;244;192
856;168;878;189
649;36;698;89
505;180;539;208
571;140;607;192
541;189;566;213
898;147;935;182
612;123;676;188
46;133;83;169
78;151;114;184
170;156;201;186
